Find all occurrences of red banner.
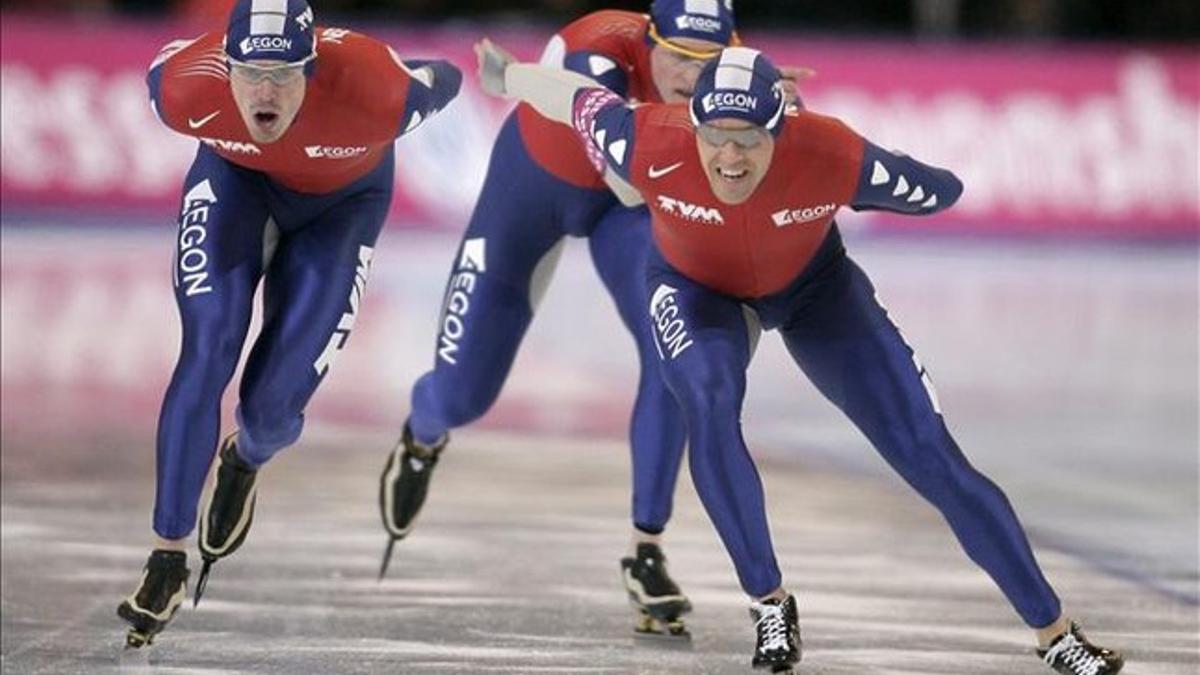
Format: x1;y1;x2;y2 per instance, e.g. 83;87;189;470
2;14;1197;236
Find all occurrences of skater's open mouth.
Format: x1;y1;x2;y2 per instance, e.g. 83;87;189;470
715;166;750;181
254;112;279;124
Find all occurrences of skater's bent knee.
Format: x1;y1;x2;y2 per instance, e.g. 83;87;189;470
235;408;303;464
432;389;496;428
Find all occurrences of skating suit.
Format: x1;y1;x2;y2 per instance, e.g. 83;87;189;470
573;89;1063;628
407;11;687;535
147;28;461;538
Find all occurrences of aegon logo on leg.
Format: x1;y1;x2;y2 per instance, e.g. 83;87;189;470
177;179;217;297
437;238;486;365
649;283;693;360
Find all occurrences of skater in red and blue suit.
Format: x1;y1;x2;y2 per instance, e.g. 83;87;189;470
478;41;1126;675
116;0;461;648
378;0;812;638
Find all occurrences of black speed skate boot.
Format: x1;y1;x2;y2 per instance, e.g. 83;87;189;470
1038;622;1124;675
378;423;447;578
195;433;258;605
620;542;693;639
117;549;190;648
749;594;801;673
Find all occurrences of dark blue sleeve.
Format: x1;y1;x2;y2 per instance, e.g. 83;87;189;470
147;64;166;122
571;88;637;182
851;141;963;214
147;38;195;124
397;59;462;135
563;50;630;98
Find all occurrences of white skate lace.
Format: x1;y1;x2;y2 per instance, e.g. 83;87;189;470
1043;632;1104;675
752;602;790;653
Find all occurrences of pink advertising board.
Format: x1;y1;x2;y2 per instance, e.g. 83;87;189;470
2;14;1197;236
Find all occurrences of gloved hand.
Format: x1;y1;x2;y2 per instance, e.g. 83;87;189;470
778;64;815;110
474;37;517;97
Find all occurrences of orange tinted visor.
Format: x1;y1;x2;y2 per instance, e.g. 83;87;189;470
647;20;741;61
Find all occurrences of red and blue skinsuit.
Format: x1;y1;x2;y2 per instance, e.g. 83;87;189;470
571;86;1063;628
148;28;460;538
407;10;693;536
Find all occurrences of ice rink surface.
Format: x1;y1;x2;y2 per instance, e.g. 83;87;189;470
2;226;1197;674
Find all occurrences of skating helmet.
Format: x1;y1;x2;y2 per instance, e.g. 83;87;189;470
689;47;786;136
224;0;317;74
649;0;738;57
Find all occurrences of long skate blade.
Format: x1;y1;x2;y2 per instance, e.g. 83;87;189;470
378;538;397;580
632;614;692;647
193;560;213;607
124;629;151;649
633;632;693;649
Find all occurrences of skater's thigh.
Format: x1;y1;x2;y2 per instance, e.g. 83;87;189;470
646;261;752;409
172;146;271;356
241;182;391;402
463;114;614;290
780;256;942;434
589;204;654;336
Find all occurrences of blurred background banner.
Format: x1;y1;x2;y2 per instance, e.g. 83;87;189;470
1;6;1197;649
3;13;1197;237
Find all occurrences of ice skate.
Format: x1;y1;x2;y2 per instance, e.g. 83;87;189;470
749;594;801;673
621;542;692;639
195;433;258;605
117;549;189;648
378;424;447;579
1038;621;1124;675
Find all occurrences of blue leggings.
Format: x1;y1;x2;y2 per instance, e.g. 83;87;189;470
153;144;393;539
408;113;687;533
646;227;1061;628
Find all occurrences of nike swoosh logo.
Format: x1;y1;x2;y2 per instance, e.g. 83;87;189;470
188;111;221;129
648;162;684;179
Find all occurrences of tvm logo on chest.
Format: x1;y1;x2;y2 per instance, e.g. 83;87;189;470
656;195;724;225
200;137;261;155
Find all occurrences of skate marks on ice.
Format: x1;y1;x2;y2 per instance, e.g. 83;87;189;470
3;228;1195;610
1;426;1197;674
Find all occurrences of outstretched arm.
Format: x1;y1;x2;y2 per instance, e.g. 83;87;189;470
476;39;643;206
778;64;815;110
147;38;198;123
396;59;462;135
851;141;963;214
476;38;598;124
